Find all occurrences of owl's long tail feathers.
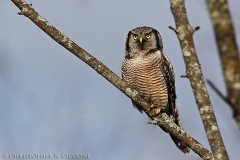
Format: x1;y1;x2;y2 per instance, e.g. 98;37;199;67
169;118;190;154
156;113;190;154
169;132;190;154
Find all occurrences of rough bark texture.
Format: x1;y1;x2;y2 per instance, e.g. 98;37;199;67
169;0;229;160
206;0;240;128
11;0;218;159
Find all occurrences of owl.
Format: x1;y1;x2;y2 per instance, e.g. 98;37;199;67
121;26;190;153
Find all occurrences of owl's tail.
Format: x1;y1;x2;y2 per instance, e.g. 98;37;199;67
169;118;190;154
169;134;190;154
158;117;190;153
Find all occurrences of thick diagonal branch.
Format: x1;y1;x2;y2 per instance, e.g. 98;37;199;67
11;0;218;159
206;0;240;128
169;0;229;160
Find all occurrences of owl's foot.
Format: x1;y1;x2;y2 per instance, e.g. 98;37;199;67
150;106;169;117
159;107;168;114
150;106;162;116
150;103;155;108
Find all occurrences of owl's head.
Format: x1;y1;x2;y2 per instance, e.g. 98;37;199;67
125;26;163;58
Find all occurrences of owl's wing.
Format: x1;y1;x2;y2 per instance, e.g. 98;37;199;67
161;53;190;153
160;53;178;120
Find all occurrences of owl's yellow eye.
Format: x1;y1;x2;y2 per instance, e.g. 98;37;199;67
145;34;151;39
133;35;138;40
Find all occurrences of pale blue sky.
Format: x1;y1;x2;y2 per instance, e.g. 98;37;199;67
0;0;240;160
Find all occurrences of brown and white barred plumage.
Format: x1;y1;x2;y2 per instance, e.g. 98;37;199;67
122;26;190;153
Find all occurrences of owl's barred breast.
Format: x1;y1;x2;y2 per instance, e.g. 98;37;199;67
122;52;168;109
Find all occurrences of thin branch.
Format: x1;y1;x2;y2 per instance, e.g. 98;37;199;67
169;26;178;34
169;0;229;160
11;0;218;159
207;80;234;108
206;0;240;128
193;26;200;32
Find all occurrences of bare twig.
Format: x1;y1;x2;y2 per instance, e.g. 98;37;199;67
169;0;229;159
194;26;200;32
168;26;178;34
11;0;218;159
180;74;188;78
207;80;234;108
206;0;240;128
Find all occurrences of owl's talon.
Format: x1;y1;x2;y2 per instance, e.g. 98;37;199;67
150;104;155;108
150;107;161;116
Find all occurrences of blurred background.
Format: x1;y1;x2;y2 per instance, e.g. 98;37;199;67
0;0;240;159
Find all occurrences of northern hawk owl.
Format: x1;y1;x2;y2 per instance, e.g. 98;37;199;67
121;26;190;153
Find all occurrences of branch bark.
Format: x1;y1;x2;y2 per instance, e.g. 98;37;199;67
169;0;229;160
206;0;240;128
11;0;219;159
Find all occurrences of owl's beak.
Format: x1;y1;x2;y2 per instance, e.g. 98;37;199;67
139;36;143;44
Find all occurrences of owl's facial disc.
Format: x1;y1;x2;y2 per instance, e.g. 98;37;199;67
132;31;152;44
125;26;163;59
133;33;154;52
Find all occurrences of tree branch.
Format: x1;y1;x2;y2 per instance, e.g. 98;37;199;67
206;0;240;129
11;0;218;159
169;0;229;160
207;80;234;108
